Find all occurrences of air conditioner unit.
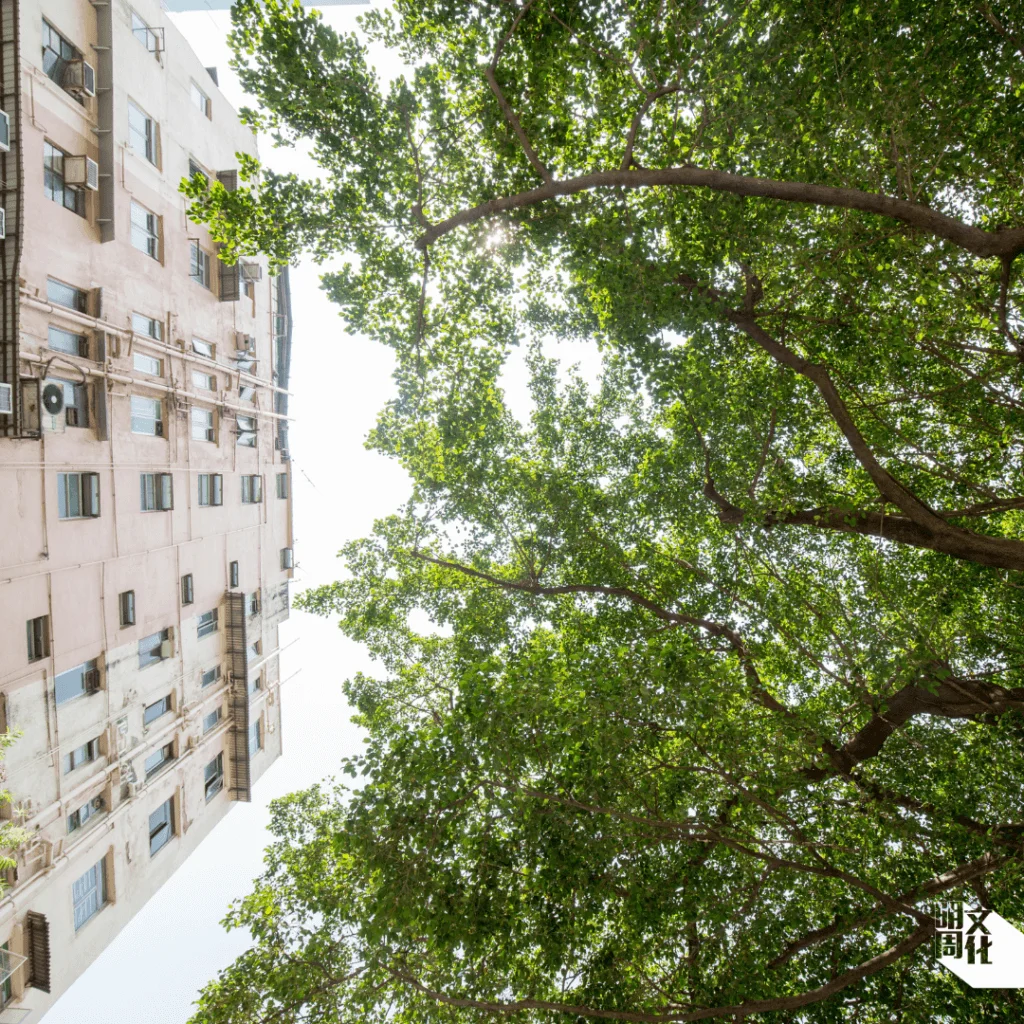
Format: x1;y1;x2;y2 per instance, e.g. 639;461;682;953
0;109;9;152
240;262;262;283
0;382;11;415
0;206;6;239
84;668;101;693
235;332;255;352
160;639;173;658
126;782;138;799
63;58;96;98
64;155;100;191
91;795;104;811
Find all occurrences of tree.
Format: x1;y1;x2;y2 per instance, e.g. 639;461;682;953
183;1;1024;1020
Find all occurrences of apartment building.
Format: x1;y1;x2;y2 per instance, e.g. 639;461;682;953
0;0;294;1016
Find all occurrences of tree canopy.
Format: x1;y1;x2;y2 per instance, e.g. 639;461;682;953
185;1;1024;1021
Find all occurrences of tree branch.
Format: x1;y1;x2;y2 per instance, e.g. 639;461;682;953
416;166;1024;258
621;84;681;170
389;924;934;1021
486;0;551;182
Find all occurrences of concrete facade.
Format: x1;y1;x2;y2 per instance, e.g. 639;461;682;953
0;0;294;1017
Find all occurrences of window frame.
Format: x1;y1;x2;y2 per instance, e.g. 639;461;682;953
118;590;136;627
191;406;215;442
189;242;211;289
248;718;262;756
128;98;158;165
204;752;224;801
144;741;175;779
148;797;174;857
130;200;161;260
133;351;163;376
138;630;171;670
202;708;223;734
64;737;99;775
57;472;101;520
201;665;221;688
130;394;164;437
143;693;172;726
48;325;89;358
47;277;89;313
190;80;212;119
276;472;289;499
55;659;100;706
72;857;108;931
131;312;164;341
43;139;87;217
181;573;194;606
140;472;173;511
197;609;219;639
27;615;50;662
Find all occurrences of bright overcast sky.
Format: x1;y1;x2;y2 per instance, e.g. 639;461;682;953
42;6;600;1020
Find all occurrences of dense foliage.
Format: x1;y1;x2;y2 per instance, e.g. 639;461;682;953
186;1;1024;1021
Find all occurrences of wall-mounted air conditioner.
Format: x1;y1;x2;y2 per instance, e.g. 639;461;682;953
63;58;96;98
64;156;100;191
160;639;173;659
235;332;255;352
240;262;262;283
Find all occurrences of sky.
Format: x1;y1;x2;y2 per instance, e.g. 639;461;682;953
41;5;411;1021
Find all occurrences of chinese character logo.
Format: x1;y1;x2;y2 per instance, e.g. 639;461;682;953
930;901;1024;988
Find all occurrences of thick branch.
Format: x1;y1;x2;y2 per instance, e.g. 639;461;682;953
770;848;1012;968
416;166;1024;258
390;925;934;1021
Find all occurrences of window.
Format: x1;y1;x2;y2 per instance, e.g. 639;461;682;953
57;472;101;519
191;337;214;359
130;395;163;436
248;671;261;695
43;141;87;217
241;475;262;503
248;590;260;616
181;573;194;606
197;473;223;507
140;472;173;511
238;385;256;402
204;753;224;800
72;858;107;930
190;243;211;288
201;665;221;688
47;277;88;313
276;472;288;499
192;370;215;390
190;81;211;118
67;795;104;834
236;415;257;447
130;201;160;259
143;694;172;725
128;100;157;164
119;590;135;627
229;561;239;588
64;738;99;774
197;609;218;639
132;312;163;341
138;630;171;670
202;708;222;734
248;718;262;756
133;351;162;376
247;640;261;662
131;11;161;55
191;407;215;442
48;326;89;358
188;158;209;186
0;942;9;1008
148;798;174;856
42;19;80;87
27;615;50;661
281;547;294;570
55;659;100;705
53;378;90;426
144;742;174;778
